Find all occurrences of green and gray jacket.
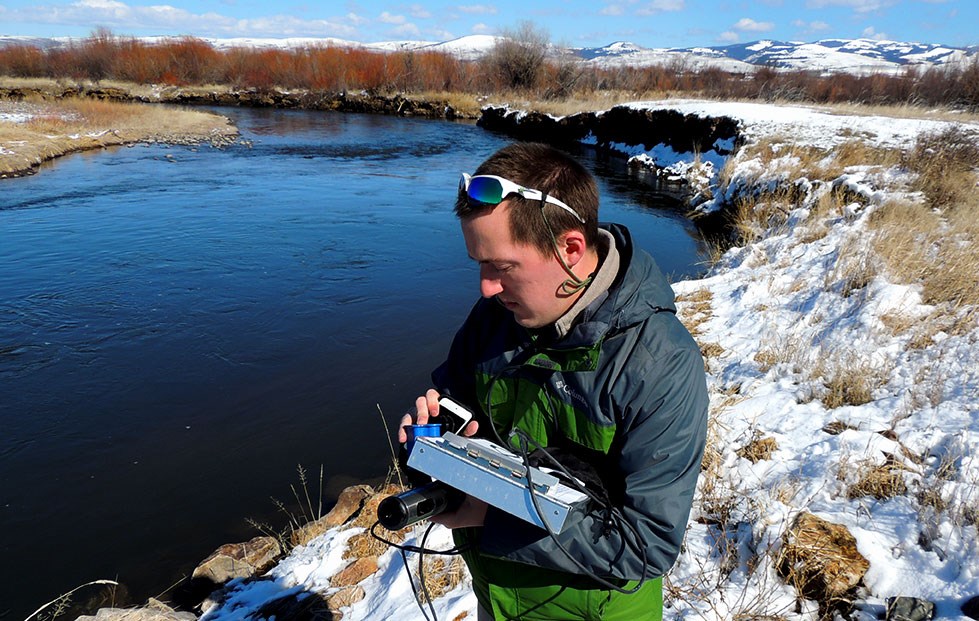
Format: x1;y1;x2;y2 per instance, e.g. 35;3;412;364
433;223;708;618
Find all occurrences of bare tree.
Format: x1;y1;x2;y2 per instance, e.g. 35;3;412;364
485;21;550;92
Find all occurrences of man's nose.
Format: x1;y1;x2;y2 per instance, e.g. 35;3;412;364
480;268;503;298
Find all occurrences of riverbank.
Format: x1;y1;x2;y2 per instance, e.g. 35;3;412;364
0;76;488;178
0;95;239;178
9;89;979;620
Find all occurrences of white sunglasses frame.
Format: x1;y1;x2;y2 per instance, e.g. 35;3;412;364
460;173;585;224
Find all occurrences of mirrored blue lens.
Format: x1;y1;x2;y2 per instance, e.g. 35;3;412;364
467;176;505;205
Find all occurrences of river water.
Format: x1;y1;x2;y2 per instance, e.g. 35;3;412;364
0;107;707;617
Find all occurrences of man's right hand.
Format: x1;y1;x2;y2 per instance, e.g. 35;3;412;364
397;388;479;443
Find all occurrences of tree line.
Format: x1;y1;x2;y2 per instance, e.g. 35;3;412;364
2;27;977;110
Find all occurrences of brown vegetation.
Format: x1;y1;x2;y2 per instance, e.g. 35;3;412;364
1;30;978;110
0;95;237;177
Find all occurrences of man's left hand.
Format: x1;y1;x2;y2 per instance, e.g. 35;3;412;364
431;494;488;529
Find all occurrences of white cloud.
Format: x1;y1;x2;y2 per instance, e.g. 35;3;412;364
426;28;456;41
471;22;492;34
637;0;685;16
391;22;421;37
600;4;625;16
379;12;406;25
793;19;830;32
861;25;889;40
346;12;367;26
805;0;895;14
717;30;740;43
408;4;432;19
733;17;775;32
457;4;498;15
74;0;127;9
3;0;359;37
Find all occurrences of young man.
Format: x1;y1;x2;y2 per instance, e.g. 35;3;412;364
399;143;708;620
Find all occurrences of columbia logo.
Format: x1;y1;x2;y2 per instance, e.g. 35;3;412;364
554;379;588;408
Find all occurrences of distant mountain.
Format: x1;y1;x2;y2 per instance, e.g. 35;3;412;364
579;38;977;75
1;34;975;76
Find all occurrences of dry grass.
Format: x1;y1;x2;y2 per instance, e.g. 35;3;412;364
700;341;725;359
676;287;714;338
407;90;483;116
825;234;880;298
753;332;813;374
818;100;979;124
860;127;979;327
0;95;237;177
737;436;779;463
807;345;892;409
844;457;910;501
869;199;979;334
731;192;794;245
821;420;858;435
417;555;468;603
903;126;979;212
521;90;662;116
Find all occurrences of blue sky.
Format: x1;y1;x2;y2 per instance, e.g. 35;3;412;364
0;0;975;48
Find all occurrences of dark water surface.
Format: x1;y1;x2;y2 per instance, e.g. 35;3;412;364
0;108;706;618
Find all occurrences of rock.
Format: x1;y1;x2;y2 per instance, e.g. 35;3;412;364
777;512;869;605
962;595;979;619
477;104;742;157
326;585;366;610
291;484;375;547
192;535;281;584
886;597;936;621
75;600;196;621
331;557;379;587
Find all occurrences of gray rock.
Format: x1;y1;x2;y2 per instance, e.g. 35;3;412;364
192;535;281;584
76;599;196;621
886;596;936;621
962;595;979;620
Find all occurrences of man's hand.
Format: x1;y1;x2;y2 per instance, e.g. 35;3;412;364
398;388;479;443
431;494;488;529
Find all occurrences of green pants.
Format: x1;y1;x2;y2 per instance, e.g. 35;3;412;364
459;531;663;620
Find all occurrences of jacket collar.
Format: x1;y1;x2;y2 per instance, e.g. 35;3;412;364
549;223;677;350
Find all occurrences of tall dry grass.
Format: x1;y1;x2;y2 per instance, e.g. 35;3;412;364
865;127;979;331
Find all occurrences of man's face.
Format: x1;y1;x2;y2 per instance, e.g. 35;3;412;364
460;201;573;328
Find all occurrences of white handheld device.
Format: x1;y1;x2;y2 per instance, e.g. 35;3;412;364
437;396;474;434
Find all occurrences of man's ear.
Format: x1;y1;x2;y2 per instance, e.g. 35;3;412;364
558;229;588;267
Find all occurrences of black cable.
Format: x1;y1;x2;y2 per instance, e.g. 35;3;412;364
369;520;467;556
399;548;431;621
380;520;467;621
511;428;649;594
418;523;439;621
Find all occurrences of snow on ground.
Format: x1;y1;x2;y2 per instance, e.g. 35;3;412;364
200;100;979;620
630;99;977;150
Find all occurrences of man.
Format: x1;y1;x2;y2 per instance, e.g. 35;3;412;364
399;142;708;620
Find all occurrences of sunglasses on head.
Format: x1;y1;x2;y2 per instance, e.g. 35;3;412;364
460;173;585;224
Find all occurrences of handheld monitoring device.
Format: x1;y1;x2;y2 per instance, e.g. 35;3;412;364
403;433;586;532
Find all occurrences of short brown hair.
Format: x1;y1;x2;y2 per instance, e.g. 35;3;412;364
455;143;600;255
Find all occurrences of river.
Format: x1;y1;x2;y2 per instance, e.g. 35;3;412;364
0;107;707;618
